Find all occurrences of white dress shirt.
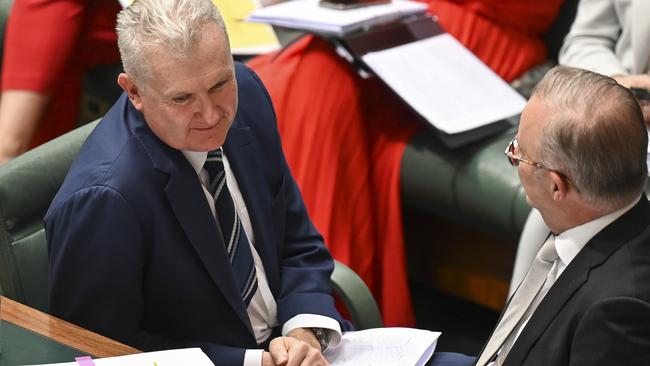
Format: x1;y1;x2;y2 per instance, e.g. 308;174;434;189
489;195;641;365
182;150;341;366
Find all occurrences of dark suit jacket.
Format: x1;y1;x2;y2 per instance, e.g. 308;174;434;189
477;197;650;366
45;63;347;365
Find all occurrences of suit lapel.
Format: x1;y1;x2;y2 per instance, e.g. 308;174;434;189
631;0;650;73
128;103;253;334
504;197;650;366
224;124;281;294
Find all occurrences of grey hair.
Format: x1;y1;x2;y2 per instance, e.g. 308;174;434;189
532;66;647;210
116;0;229;83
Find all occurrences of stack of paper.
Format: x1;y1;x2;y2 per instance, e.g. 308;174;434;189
325;327;441;366
247;0;428;36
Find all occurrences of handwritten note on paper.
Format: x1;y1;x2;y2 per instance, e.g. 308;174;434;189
362;34;526;134
27;348;215;366
324;327;441;366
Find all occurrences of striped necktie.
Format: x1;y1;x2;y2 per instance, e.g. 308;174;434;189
204;148;258;306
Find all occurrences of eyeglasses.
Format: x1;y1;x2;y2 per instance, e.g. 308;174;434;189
504;137;577;190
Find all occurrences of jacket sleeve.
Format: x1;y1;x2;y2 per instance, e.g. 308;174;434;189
559;0;628;76
570;296;650;365
46;186;248;365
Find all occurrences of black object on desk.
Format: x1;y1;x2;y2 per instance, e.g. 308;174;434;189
320;0;391;10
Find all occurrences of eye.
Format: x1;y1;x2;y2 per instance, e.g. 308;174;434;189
172;94;190;104
209;79;231;93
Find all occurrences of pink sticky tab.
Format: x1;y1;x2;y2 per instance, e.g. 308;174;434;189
75;356;96;366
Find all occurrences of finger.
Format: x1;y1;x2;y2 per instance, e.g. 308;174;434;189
286;339;310;366
298;347;330;366
269;337;289;366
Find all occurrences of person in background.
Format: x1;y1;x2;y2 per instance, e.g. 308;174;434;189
45;1;348;365
0;0;121;163
247;0;565;327
559;0;650;123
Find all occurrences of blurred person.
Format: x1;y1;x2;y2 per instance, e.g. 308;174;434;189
0;0;121;163
560;0;650;123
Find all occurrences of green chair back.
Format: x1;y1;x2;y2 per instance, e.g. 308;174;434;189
0;121;99;312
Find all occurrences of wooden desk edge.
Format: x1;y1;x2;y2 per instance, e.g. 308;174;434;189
1;296;140;358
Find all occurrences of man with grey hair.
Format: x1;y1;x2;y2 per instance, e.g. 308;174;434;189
45;0;348;365
472;66;650;366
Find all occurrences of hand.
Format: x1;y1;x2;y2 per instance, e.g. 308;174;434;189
612;74;650;89
267;330;329;366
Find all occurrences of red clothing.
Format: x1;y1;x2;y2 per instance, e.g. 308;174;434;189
248;0;563;326
1;0;121;147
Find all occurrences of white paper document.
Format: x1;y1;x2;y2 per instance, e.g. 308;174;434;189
26;348;214;366
362;34;527;134
324;327;441;366
247;0;428;36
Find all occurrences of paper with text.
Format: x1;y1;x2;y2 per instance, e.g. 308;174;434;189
362;34;526;134
26;348;214;366
324;327;441;366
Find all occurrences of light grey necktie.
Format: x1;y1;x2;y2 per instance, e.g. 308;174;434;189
476;234;559;366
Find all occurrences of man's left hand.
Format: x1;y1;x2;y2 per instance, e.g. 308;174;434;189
268;328;329;366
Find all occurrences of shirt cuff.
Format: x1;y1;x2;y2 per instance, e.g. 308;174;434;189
281;314;343;349
243;349;264;366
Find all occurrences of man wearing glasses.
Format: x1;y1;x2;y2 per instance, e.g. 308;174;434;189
472;66;650;366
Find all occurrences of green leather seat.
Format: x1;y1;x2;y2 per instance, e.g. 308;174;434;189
0;120;382;329
401;126;530;242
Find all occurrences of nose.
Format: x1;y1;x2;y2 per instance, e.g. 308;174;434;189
196;94;219;124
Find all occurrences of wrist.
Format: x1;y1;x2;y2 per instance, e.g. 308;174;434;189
286;327;321;351
310;327;331;352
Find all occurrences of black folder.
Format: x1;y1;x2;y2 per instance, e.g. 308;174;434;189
330;15;515;148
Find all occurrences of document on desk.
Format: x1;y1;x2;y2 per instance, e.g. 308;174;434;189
26;347;215;366
324;327;441;366
362;34;527;134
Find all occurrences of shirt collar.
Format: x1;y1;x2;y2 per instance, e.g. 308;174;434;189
554;195;641;267
181;150;208;175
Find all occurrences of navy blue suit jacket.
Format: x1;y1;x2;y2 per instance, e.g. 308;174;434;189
45;63;347;365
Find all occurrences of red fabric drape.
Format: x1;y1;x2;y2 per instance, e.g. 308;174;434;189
248;0;563;326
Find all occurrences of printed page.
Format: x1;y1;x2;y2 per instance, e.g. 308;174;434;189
324;327;441;366
26;348;214;366
362;34;526;134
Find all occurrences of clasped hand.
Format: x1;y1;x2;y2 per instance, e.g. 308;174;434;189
262;328;330;366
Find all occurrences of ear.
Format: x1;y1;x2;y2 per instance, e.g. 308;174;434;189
117;73;144;112
549;171;569;202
